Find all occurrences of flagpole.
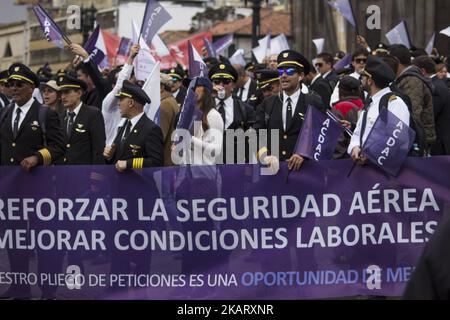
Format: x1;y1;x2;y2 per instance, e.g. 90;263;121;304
348;0;360;36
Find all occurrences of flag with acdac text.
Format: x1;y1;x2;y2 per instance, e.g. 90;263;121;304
362;108;415;176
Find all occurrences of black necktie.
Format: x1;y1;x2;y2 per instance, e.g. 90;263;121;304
360;98;373;147
238;88;244;100
122;120;132;142
67;111;75;137
13;108;21;139
218;100;226;125
286;97;293;130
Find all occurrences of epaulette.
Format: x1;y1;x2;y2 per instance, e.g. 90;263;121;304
389;95;397;102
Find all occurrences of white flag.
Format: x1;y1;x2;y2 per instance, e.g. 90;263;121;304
132;19;156;81
229;49;246;67
425;33;435;55
313;38;325;54
439;26;450;38
142;62;161;125
385;21;411;49
152;34;170;57
270;34;290;55
252;34;271;63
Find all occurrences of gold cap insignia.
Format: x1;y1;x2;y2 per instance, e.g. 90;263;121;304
283;53;289;58
170;69;175;73
219;64;225;70
14;67;20;72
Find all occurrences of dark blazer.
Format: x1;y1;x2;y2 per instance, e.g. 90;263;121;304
0;100;65;166
59;103;106;164
221;97;256;164
310;75;333;107
254;91;325;161
111;114;164;168
175;86;187;107
431;77;450;155
81;59;111;110
323;69;339;89
234;78;258;103
0;93;9;108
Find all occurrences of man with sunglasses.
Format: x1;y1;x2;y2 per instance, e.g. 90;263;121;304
163;66;187;107
330;47;369;106
209;63;256;164
0;63;65;299
315;52;339;89
254;50;326;172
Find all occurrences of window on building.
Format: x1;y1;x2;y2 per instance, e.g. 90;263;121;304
4;42;12;58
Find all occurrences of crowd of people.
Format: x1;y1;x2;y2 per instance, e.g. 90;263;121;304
0;36;449;173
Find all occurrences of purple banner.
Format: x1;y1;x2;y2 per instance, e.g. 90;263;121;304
213;34;234;55
117;37;133;57
0;158;449;300
140;0;172;48
363;108;415;176
33;4;66;49
328;0;356;27
84;25;106;67
203;37;216;58
188;41;208;78
295;106;344;160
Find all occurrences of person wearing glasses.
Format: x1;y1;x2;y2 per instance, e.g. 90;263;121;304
164;66;187;107
315;52;339;89
0;63;65;299
254;50;326;172
330;47;369;106
208;63;256;164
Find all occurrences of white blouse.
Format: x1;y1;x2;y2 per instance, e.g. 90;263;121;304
189;108;224;166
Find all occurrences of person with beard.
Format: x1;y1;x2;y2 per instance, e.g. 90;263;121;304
253;50;326;172
348;56;410;165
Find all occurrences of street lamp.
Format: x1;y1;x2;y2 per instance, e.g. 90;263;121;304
244;0;269;48
81;4;97;46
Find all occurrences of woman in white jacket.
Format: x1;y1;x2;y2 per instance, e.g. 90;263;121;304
189;77;224;166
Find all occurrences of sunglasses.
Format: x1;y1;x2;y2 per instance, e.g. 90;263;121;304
315;63;324;68
355;58;367;64
213;79;232;85
7;81;26;88
278;68;298;76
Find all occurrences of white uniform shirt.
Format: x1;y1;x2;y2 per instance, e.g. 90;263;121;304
347;87;410;154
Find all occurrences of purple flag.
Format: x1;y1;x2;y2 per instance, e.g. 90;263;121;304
203;37;216;58
117;37;133;57
33;4;68;49
84;25;106;66
188;41;209;78
362;108;415;176
328;0;357;28
175;79;202;138
213;34;234;54
333;53;352;71
295;106;344;160
140;0;172;47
